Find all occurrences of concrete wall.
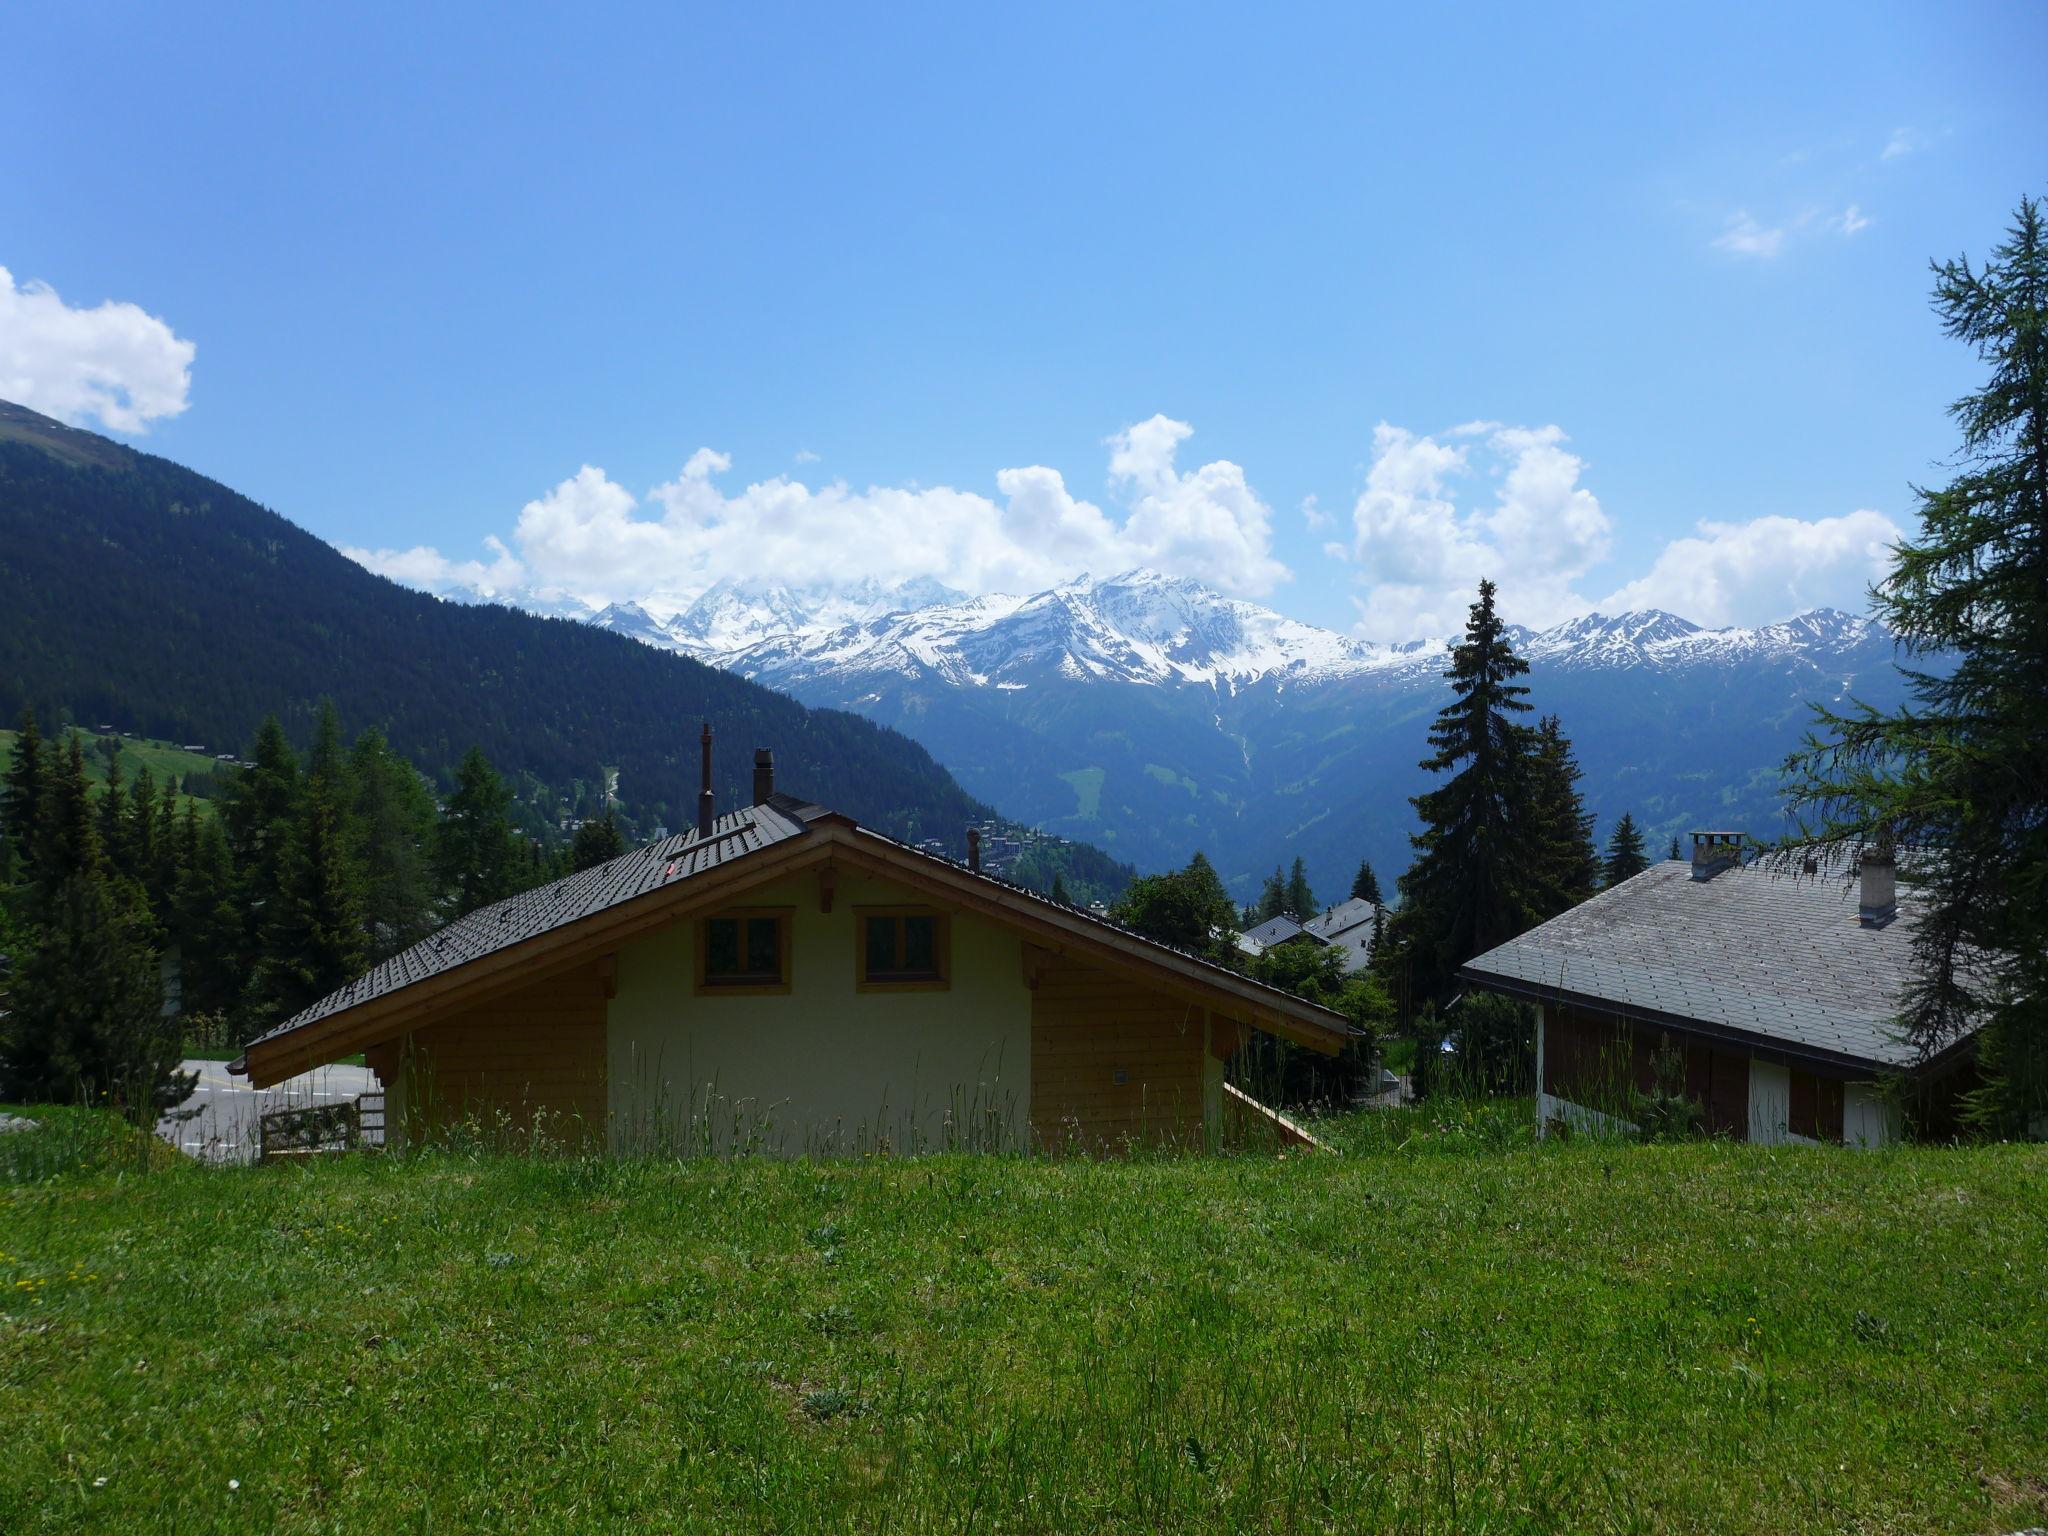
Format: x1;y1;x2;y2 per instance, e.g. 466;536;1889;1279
606;868;1032;1154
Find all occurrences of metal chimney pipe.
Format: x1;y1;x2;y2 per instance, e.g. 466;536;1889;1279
752;748;775;807
967;826;981;874
697;722;715;839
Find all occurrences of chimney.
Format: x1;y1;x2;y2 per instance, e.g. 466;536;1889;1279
1857;845;1896;925
696;722;715;839
752;747;775;807
967;826;981;874
1689;830;1743;881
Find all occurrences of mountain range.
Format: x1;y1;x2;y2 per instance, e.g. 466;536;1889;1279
0;399;1127;902
501;569;1913;905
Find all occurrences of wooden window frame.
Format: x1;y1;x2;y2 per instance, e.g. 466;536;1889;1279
855;904;951;992
694;907;794;996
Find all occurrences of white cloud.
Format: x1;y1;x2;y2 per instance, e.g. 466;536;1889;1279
1836;204;1871;236
1347;422;1611;642
0;266;195;432
1300;492;1333;531
344;534;527;598
358;416;1291;614
1597;509;1902;628
1711;212;1785;259
793;448;820;464
1881;127;1914;160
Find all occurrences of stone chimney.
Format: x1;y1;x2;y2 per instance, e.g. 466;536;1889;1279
967;826;981;874
696;722;715;839
1857;845;1896;925
1690;831;1743;881
752;748;775;807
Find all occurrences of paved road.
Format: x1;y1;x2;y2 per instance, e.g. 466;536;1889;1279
158;1059;379;1163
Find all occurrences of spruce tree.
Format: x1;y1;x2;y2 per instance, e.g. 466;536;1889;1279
2;706;44;873
1782;195;2048;1133
571;811;628;872
1669;834;1681;860
1255;866;1288;923
34;735;100;900
1349;858;1383;905
436;745;520;918
1049;871;1073;905
349;728;439;962
1529;715;1600;916
3;862;191;1125
225;715;302;971
1285;856;1316;921
1603;812;1650;886
245;703;367;1026
95;737;127;869
1378;579;1539;1011
171;809;245;1020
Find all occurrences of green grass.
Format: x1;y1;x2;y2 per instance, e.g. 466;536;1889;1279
1058;765;1105;820
1;1109;2043;1533
0;727;226;813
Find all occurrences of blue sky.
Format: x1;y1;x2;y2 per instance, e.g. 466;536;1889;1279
3;1;2042;639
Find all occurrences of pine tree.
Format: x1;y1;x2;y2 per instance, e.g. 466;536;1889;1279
1782;195;2048;1134
1285;856;1316;921
34;735;100;900
1049;871;1073;905
1255;866;1288;923
436;745;520;918
1528;715;1599;916
1378;580;1539;1011
349;728;439;962
171;809;244;1020
1349;859;1383;905
95;736;127;869
245;702;367;1026
571;811;628;872
2;863;191;1125
1604;812;1650;886
225;714;302;947
2;706;44;873
123;765;166;924
1669;834;1681;860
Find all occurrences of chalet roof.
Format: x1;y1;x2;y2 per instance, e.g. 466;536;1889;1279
1304;898;1377;941
1241;915;1314;949
244;789;1352;1065
243;795;816;1050
1457;857;1952;1072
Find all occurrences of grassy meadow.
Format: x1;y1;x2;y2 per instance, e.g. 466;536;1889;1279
0;727;226;813
1;1104;2043;1534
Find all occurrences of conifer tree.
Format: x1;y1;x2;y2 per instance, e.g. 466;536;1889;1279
436;745;520;918
1350;859;1383;905
2;706;44;873
1529;715;1600;915
34;735;100;900
1669;834;1681;860
1782;195;2048;1133
1378;579;1539;1010
2;860;191;1125
1049;871;1073;905
245;703;366;1025
1255;866;1288;923
95;737;127;869
225;715;302;946
1285;856;1316;921
571;811;627;872
171;809;244;1019
349;728;439;962
123;765;166;923
1603;812;1650;886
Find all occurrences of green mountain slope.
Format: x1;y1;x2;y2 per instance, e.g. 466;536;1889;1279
0;400;1112;882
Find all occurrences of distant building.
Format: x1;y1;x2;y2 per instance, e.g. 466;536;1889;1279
1237;914;1321;959
1459;833;1983;1148
1303;898;1380;974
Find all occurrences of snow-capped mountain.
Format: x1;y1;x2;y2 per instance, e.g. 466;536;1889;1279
531;568;1908;902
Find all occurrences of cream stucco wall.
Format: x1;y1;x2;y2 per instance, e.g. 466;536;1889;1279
606;869;1032;1154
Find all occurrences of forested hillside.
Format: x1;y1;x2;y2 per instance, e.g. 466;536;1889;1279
0;400;988;850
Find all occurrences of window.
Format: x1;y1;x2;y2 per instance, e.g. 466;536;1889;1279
696;909;792;993
856;906;950;990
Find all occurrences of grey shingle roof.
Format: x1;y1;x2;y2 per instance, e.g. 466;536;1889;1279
1458;858;1934;1070
1304;898;1377;941
1242;915;1311;949
245;797;814;1049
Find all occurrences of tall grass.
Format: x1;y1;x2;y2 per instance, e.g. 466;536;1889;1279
1;1107;2042;1533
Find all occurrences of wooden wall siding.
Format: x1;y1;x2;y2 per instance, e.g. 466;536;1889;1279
1029;953;1208;1149
1544;1002;1802;1144
394;965;608;1143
